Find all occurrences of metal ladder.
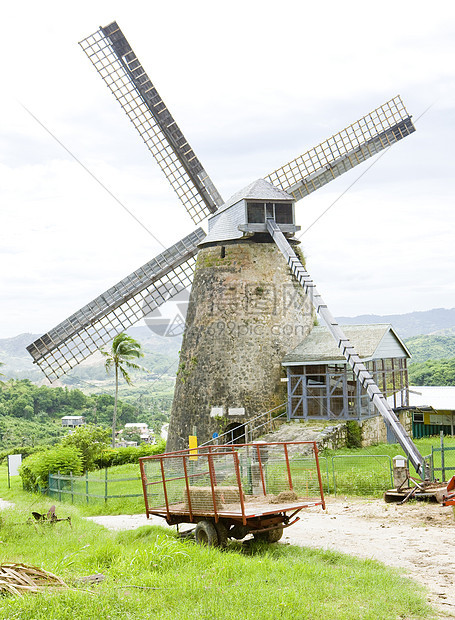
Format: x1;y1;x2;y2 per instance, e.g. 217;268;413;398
266;218;427;478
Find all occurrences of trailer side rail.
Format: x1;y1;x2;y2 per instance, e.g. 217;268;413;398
139;441;325;523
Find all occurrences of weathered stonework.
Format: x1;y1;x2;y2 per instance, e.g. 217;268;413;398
166;241;314;451
360;412;412;446
313;412;413;450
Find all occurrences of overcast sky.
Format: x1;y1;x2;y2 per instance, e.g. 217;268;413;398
1;0;454;340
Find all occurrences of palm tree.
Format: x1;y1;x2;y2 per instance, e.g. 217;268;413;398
101;333;144;447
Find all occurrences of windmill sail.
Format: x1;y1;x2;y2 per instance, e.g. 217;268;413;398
79;22;223;224
27;229;206;382
266;217;426;477
265;96;415;201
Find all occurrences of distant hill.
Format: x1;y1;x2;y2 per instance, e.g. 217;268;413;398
0;327;182;386
337;308;455;339
0;333;43;381
2;308;455;384
404;328;455;363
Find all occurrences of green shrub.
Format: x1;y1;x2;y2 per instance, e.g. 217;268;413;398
60;424;110;471
94;439;166;468
346;421;362;448
19;446;83;490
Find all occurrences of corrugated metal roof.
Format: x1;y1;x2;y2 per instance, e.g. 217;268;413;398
201;179;294;246
408;386;455;410
282;324;409;365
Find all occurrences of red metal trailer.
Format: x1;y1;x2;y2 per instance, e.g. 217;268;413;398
139;441;325;546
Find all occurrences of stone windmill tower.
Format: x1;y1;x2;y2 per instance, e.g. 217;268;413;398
26;22;418;457
168;179;314;450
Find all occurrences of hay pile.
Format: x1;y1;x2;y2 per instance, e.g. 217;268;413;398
183;486;244;510
270;490;299;504
216;486;243;504
0;563;68;595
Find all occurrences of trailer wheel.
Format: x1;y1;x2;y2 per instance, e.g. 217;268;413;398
214;521;229;548
195;520;219;547
254;527;284;543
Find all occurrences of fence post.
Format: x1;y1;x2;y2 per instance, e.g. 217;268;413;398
331;458;337;496
105;468;108;503
325;457;330;495
441;431;446;481
57;470;61;502
70;471;74;504
85;471;89;504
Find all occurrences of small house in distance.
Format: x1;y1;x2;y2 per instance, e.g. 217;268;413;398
282;324;410;422
61;415;85;428
124;422;151;443
395;386;455;438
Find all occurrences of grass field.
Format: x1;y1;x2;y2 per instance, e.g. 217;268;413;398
0;495;433;620
0;464;146;517
0;453;439;618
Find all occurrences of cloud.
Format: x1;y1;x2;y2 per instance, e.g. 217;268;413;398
0;1;454;338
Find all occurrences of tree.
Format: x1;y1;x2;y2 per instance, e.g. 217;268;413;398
60;424;110;471
101;333;144;447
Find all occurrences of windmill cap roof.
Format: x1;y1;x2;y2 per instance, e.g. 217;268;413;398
200;179;294;246
213;179;294;217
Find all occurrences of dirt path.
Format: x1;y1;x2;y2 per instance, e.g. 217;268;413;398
286;499;455;617
88;498;455;618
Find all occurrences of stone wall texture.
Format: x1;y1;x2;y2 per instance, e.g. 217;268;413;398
360;411;412;446
302;413;413;451
166;241;314;451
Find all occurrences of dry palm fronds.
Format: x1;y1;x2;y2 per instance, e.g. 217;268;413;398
0;562;68;596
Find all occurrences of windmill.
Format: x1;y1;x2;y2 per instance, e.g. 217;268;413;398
26;22;424;472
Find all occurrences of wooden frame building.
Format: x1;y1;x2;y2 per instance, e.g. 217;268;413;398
282;324;410;421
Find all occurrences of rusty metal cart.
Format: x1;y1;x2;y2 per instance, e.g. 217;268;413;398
139;441;325;546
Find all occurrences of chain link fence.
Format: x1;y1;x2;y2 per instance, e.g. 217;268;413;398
429;444;455;482
48;467;143;504
314;455;393;496
47;443;455;506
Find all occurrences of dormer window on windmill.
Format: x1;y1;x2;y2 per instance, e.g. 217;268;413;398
241;197;299;237
247;201;293;224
